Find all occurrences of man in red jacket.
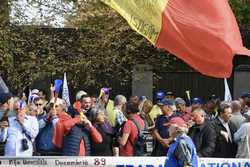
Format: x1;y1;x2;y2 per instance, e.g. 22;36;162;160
52;99;102;156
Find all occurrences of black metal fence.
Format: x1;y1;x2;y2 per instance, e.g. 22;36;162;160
154;71;231;101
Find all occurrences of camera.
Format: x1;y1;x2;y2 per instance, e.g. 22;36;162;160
21;138;29;151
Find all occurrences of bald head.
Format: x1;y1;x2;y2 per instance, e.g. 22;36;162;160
231;100;241;113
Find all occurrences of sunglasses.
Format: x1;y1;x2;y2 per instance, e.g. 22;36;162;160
35;103;43;106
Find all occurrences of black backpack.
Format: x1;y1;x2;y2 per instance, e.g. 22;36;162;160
130;118;153;156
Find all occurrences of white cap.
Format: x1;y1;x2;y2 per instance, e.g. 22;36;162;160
31;89;39;95
76;90;87;100
30;94;39;103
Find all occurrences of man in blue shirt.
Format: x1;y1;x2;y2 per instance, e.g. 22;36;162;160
165;117;198;167
152;99;177;156
0;102;39;156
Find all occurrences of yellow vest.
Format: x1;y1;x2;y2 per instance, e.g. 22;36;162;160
149;104;162;122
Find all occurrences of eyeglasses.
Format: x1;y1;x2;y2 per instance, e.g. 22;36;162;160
35;103;43;106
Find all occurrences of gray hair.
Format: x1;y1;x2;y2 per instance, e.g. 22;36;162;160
89;106;106;122
177;126;189;134
192;108;206;116
114;95;127;106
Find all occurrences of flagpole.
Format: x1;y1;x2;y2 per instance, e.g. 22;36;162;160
185;90;191;106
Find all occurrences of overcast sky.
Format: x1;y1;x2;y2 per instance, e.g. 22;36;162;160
10;0;75;27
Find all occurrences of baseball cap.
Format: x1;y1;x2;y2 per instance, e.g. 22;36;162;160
155;91;165;100
191;97;203;105
139;96;147;102
31;89;39;95
168;117;187;128
166;91;174;96
240;92;250;98
209;94;219;100
76;90;87;100
175;97;186;105
158;99;175;106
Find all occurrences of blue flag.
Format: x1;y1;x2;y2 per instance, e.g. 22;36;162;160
62;73;71;106
0;76;9;93
54;79;63;94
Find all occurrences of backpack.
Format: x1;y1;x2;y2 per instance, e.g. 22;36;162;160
35;123;56;152
130;118;154;156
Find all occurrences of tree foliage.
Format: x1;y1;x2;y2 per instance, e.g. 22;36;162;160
230;0;250;25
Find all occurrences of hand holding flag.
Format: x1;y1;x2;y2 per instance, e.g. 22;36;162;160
53;79;62;110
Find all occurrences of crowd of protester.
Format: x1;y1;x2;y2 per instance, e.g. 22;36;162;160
0;86;250;162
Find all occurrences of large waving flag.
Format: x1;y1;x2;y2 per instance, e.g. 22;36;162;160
62;73;71;106
102;0;250;78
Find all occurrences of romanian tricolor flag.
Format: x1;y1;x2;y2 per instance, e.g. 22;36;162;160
102;0;250;78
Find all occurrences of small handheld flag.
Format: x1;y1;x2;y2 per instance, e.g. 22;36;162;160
185;90;191;101
185;90;191;106
224;78;232;102
53;79;62;110
28;89;32;104
0;76;9;93
62;73;71;107
98;89;105;99
54;79;63;94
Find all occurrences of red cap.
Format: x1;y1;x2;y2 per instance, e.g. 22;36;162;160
167;117;187;128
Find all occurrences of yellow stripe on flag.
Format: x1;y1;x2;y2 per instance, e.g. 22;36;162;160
102;0;168;44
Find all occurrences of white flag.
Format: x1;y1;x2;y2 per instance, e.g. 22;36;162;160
0;76;9;93
62;73;71;106
28;89;32;104
224;78;232;102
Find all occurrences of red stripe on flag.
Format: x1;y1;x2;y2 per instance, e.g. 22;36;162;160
156;0;250;78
